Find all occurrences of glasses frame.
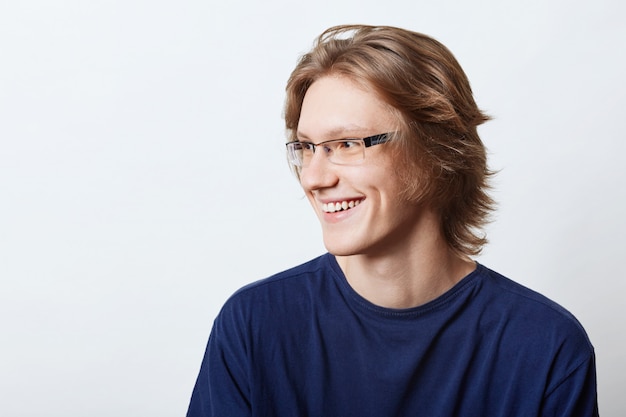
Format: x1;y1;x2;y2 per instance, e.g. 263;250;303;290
285;132;391;168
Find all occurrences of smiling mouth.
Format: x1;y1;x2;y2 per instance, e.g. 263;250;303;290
322;199;363;213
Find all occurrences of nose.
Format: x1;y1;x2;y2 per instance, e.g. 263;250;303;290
299;148;339;191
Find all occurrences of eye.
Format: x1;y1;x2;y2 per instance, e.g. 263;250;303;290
334;140;365;153
339;140;361;149
296;142;315;152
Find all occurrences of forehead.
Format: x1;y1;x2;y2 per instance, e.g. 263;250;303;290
297;75;396;140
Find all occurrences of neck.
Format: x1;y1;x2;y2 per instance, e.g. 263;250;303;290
335;211;476;309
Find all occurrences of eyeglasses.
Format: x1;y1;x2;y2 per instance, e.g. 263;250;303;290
285;132;391;168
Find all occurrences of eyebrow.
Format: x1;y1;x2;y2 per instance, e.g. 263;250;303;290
296;124;371;141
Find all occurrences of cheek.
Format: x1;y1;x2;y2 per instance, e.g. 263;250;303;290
377;157;413;199
305;192;317;207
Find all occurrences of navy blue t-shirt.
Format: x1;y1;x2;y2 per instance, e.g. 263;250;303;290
188;254;598;416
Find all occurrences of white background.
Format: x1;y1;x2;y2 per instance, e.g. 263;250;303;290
1;0;624;415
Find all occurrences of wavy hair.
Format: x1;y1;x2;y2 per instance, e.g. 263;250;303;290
284;25;495;257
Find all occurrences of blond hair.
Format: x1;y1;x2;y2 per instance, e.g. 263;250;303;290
285;25;495;257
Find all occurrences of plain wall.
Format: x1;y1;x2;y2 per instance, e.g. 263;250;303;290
1;0;624;415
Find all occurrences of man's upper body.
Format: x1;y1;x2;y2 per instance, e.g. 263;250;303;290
187;254;597;417
187;25;598;415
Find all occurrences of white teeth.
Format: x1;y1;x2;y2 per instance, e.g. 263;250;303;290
322;199;363;213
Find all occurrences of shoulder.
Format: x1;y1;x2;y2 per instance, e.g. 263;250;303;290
215;254;335;324
234;253;331;295
476;265;595;376
478;265;590;335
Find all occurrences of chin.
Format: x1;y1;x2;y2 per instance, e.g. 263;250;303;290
323;237;364;257
326;247;354;257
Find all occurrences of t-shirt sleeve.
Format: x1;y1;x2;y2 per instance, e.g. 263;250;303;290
187;300;251;417
540;349;599;417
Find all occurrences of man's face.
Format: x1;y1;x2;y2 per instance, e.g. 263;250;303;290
296;75;426;257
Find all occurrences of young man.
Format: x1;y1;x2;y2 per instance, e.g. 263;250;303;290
187;25;598;416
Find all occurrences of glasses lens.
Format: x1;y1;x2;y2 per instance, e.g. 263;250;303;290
327;139;365;165
286;138;370;167
287;142;306;167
